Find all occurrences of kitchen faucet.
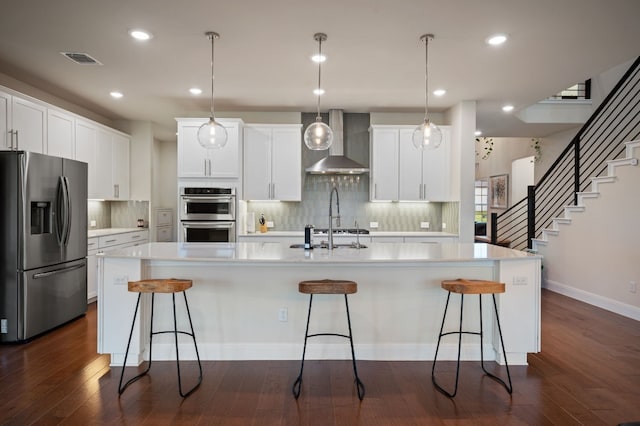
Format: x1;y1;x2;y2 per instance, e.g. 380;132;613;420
328;186;340;250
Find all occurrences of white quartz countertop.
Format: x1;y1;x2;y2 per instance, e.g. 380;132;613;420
239;231;458;238
100;242;539;264
88;228;148;238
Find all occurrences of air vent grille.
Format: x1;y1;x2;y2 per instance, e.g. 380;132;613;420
60;52;103;65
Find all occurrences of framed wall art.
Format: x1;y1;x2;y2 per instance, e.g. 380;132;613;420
489;174;508;209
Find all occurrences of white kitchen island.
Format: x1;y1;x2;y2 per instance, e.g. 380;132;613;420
97;242;541;367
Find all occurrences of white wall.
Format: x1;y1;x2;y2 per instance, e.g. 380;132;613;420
511;156;534;202
538;159;640;320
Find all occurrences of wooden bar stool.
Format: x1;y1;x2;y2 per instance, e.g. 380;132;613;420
292;279;365;400
118;278;203;398
431;278;512;397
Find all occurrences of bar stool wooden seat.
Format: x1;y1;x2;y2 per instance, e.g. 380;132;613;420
431;278;512;397
118;278;202;398
292;279;365;400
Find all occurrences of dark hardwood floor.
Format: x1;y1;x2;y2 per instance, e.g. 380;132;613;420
1;289;639;425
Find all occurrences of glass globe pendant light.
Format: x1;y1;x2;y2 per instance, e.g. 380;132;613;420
304;33;333;150
412;34;442;150
197;31;228;149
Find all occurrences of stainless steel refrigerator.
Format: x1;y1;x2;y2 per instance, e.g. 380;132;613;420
0;151;88;343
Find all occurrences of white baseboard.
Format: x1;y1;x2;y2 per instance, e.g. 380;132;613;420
544;279;640;321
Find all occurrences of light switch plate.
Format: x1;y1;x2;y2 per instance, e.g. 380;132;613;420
442;223;447;229
370;222;379;229
420;222;430;229
266;221;274;228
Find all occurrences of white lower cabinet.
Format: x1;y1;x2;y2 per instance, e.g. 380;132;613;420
87;230;148;301
155;208;173;242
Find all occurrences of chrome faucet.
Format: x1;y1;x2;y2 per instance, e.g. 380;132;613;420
328;186;340;250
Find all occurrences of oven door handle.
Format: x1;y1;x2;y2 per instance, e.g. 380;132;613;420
181;221;235;229
181;196;234;202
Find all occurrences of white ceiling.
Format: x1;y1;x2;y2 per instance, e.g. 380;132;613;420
1;0;639;143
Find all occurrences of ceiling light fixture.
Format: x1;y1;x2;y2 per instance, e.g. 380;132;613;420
412;34;442;150
502;104;514;112
190;87;202;95
128;29;152;41
303;33;333;151
197;31;228;150
433;89;446;97
475;130;482;136
110;91;123;99
486;34;508;46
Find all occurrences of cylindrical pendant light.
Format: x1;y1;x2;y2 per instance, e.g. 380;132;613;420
412;34;442;150
197;31;228;150
303;33;333;150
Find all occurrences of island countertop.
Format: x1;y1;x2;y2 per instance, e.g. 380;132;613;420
100;241;539;264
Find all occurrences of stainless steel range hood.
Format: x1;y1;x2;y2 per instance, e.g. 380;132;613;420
305;109;369;174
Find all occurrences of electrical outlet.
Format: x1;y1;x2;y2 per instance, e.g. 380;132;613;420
266;221;274;228
630;281;637;294
90;220;97;228
278;307;288;322
370;222;379;229
442;223;447;229
420;222;430;229
114;275;128;286
513;276;528;286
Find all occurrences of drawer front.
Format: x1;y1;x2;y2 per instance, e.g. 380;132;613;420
98;230;149;248
156;226;172;242
156;209;173;226
88;237;99;251
125;230;148;244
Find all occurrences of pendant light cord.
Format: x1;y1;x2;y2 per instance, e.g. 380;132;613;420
209;33;217;119
423;35;430;121
316;36;323;120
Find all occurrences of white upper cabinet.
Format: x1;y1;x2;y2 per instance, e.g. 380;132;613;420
47;109;75;159
75;119;130;200
370;125;454;202
399;126;452;201
369;126;400;201
0;89;46;153
177;118;243;179
243;124;302;201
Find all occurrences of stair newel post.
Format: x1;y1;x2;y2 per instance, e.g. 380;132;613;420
527;185;536;249
574;139;581;205
490;212;498;245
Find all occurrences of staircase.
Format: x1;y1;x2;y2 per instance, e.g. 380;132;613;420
531;140;639;250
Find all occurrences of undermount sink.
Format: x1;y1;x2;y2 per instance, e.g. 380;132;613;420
289;243;367;249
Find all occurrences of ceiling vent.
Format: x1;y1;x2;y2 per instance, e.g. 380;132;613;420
60;52;103;65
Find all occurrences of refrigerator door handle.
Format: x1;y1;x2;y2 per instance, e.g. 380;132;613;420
32;262;85;279
55;176;71;247
62;176;72;246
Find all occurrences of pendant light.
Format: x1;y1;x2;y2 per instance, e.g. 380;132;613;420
303;33;333;150
197;31;228;149
412;34;442;150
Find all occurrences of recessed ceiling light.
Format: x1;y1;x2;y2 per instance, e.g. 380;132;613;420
128;29;153;41
486;34;508;46
313;88;325;95
110;91;123;99
433;89;446;97
502;104;514;112
189;87;202;95
312;54;326;63
475;130;482;136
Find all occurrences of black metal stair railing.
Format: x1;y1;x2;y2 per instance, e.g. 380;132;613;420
491;56;640;251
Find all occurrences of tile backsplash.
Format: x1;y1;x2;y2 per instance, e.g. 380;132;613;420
88;200;149;229
246;174;458;233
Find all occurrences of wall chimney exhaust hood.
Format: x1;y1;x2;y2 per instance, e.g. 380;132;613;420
305;109;369;174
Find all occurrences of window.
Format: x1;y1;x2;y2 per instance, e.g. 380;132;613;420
475;180;488;223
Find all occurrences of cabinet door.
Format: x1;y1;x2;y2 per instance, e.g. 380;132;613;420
75;120;98;199
243;125;271;200
177;121;209;178
47;109;75;159
95;128;113;199
209;120;241;178
423;127;452;201
370;128;399;201
271;126;301;201
12;96;46;153
111;132;130;199
0;91;10;150
398;128;423;201
87;250;98;301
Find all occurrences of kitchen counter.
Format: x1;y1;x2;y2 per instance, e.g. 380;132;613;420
98;242;540;367
239;231;458;238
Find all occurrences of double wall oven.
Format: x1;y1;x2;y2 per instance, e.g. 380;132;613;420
179;187;236;242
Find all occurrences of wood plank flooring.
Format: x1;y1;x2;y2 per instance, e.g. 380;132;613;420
1;289;639;425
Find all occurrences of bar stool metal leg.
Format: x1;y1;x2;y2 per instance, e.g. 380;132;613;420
479;294;513;394
292;294;314;399
344;294;365;400
119;293;155;395
431;291;464;397
173;291;203;397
